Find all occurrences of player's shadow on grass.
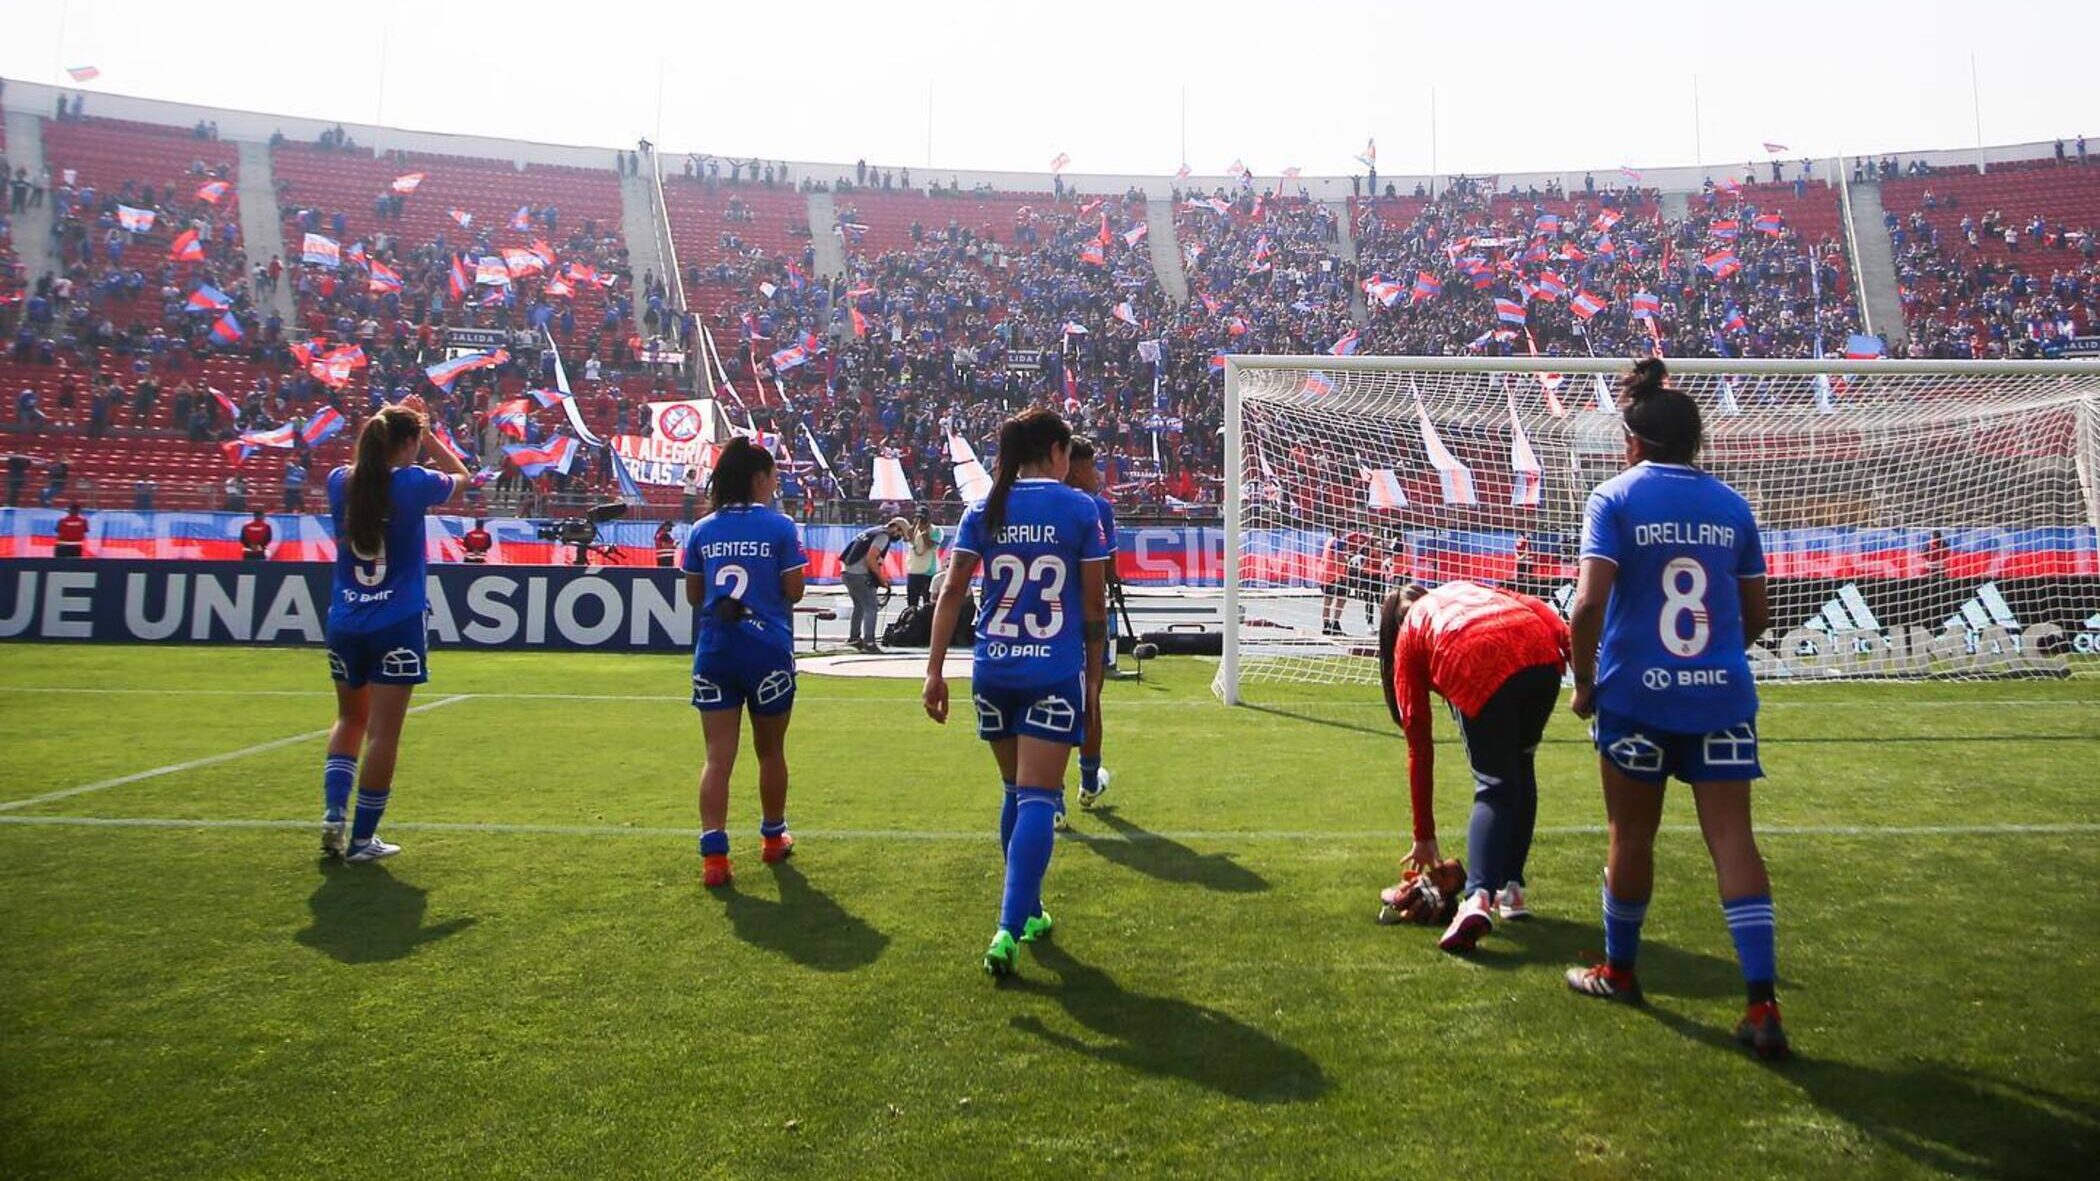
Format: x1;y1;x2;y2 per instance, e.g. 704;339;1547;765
295;863;476;964
1070;808;1269;894
719;861;889;973
1643;1005;2098;1179
1466;916;1783;999
1009;941;1327;1104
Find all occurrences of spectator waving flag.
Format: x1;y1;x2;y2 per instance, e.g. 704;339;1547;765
1356;138;1376;168
501;247;544;278
490;399;532;440
527;388;569;409
1063;321;1090;335
116;205;156;233
449;208;473;228
1413;395;1477;506
1049;152;1070;173
67;65;101;82
1631;290;1661;319
425;348;508;391
1593;233;1616;257
1593;209;1622;233
1329;330;1361;356
504;437;579;478
1702;249;1742;278
1558;241;1587;262
1711;218;1741;241
475;257;511;286
1844;333;1885;360
392;173;425;194
302;233;341;268
1715;174;1740;195
196;180;231;204
367;260;404;294
1364;276;1405;307
1618;165;1643;183
1507;391;1543;508
1534;213;1560;235
1536;271;1569;300
428;420;469;465
1123;223;1148;248
210;312;244;345
1762;141;1789;153
770;343;811;372
345;241;367;266
850;306;869;338
208;387;240;422
1175;164;1191;180
509;206;532;232
1568;289;1607;320
1300;370;1335;398
1754;212;1785;236
1494;298;1527;326
186;284;232;311
448;255;471;301
1078;242;1106;267
300;407;347;447
1722;305;1748;334
1113;301;1140;327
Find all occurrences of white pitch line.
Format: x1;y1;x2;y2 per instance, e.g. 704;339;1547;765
0;695;476;813
0;814;2091;841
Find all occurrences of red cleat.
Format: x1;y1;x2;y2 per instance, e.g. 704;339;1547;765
1565;963;1644;1005
1735;1000;1792;1061
761;832;795;864
702;854;733;888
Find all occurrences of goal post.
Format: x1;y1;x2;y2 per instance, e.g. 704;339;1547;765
1215;355;2100;705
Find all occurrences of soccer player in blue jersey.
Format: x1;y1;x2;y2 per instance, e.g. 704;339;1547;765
922;408;1109;978
1060;436;1117;825
321;397;468;863
681;437;808;889
1565;359;1788;1059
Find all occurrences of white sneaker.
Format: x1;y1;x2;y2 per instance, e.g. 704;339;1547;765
344;836;401;864
1077;767;1112;809
320;816;346;858
1438;889;1495;953
1495;883;1531;920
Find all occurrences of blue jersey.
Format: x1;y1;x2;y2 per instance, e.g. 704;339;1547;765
1581;462;1765;732
326;465;455;634
680;504;808;656
1092;493;1118;557
954;479;1110;686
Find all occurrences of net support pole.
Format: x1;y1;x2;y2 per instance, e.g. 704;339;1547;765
1220;358;1243;705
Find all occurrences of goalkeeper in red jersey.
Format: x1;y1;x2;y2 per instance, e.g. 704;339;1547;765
1378;580;1569;952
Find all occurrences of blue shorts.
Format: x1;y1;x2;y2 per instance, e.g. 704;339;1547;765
326;615;429;689
971;675;1086;745
691;640;797;716
1593;709;1764;785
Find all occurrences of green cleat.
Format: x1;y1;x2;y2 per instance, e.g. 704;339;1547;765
983;930;1020;978
1020;910;1055;943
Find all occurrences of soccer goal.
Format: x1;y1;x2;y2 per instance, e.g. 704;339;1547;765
1214;355;2100;705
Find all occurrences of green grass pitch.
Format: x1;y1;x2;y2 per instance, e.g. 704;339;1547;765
1;644;2096;1179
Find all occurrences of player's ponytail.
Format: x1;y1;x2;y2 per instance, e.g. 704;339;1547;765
982;407;1073;541
1618;358;1703;465
344;405;424;560
708;436;774;510
1378;584;1428;728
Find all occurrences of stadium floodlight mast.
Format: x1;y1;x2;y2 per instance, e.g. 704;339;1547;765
1217;355;2100;705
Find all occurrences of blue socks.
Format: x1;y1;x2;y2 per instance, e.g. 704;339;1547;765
350;787;389;844
1601;886;1649;972
998;781;1018;856
322;755;355;820
759;818;787;840
699;829;729;857
999;787;1062;936
1723;894;1778;1001
1079;757;1101;794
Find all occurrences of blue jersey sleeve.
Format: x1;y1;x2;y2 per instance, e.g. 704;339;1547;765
954;502;986;557
1079;496;1110;563
1095;496;1118;555
404;466;454;513
679;524;705;576
777;514;809;573
1579;485;1622;565
1735;503;1767;578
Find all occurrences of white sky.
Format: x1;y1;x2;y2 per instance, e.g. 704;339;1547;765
5;0;2096;177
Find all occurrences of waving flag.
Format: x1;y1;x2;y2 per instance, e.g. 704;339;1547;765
1063;321;1090;336
524;388;568;409
392;173;425;194
1711;218;1741;241
196;180;231;204
506;205;532;232
1049;152;1070;173
1280;166;1302;179
1329;330;1361;357
1123;223;1148;248
501;247;544;278
1361;276;1403;307
1592;374;1612;412
849;306;869;338
490;398;532;440
300;407;347;447
425;348;508;391
1754;212;1785;236
207;387;240;423
448;255;471;301
1300;371;1335;398
1762;141;1789;153
210;313;244;345
1175;164;1191;180
1568;289;1607;320
362;259;401;294
224;423;297;463
1536;271;1569;300
1631;290;1661;319
1078;242;1106;267
449;208;473;228
1702;249;1742;278
302;233;341;268
504;436;579;478
116;205;156;233
475;257;511;286
1356;138;1377;167
186;284;232;311
1415;398;1477;506
1407;272;1442;304
1113;301;1140;327
1507;391;1543;508
1365;468;1408;510
1715;174;1741;195
1225;316;1249;337
1717;375;1743;417
428;420;469;465
1844;333;1885;360
543;275;575;299
1534;214;1561;236
1722;305;1748;334
66;65;101;82
769;344;811;372
1618;165;1643;183
1494;298;1527;326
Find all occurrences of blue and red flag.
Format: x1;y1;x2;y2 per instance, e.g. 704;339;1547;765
1631;291;1661;319
1410;272;1442;303
1300;370;1335;397
448;255;470;302
300;407;346;446
490;398;532;440
196;180;231;204
169;229;204;262
1568;289;1607;320
1722;305;1748;334
504;436;579;478
302;233;341;268
367;260;403;294
1754;213;1785;236
1494;298;1527;325
770;344;811;372
187;284;232;311
1844;333;1885;360
425;348;509;391
1702;249;1742;278
1536;270;1569;300
428;420;469;465
1329;330;1361;357
509;205;532;232
1711;218;1740;241
117;204;156;233
210;312;244;344
527;388;569;409
1534;214;1560;235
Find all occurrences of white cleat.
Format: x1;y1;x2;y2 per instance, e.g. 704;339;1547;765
1052;809;1073;832
1438;889;1495;953
343;836;401;864
320;817;346;858
1495;883;1531;920
1078;767;1112;810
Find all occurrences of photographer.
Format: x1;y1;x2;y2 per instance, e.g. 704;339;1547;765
905;508;942;611
839;516;908;653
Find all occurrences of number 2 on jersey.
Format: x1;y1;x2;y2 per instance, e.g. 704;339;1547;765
1658;557;1711;657
984;554;1068;639
714;563;750;602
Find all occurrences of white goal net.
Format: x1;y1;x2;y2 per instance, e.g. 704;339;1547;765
1215;356;2100;704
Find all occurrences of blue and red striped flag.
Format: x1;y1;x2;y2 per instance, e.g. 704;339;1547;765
503;436;579;478
1631;291;1661;319
300;407;346;446
1536;271;1569;300
1702;249;1742;278
1494;298;1527;325
425;348;509;391
1711;218;1740;241
1844;333;1885;360
1722;305;1748;334
196;180;231;204
1568;289;1607;320
367;260;403;294
187;284;232;311
490;398;532;440
1754;212;1785;236
1329;330;1361;356
1410;272;1442;303
448;255;470;302
169;229;204;262
210;312;244;344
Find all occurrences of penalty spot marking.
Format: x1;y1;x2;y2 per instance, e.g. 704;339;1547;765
0;695;475;813
0;814;2092;841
